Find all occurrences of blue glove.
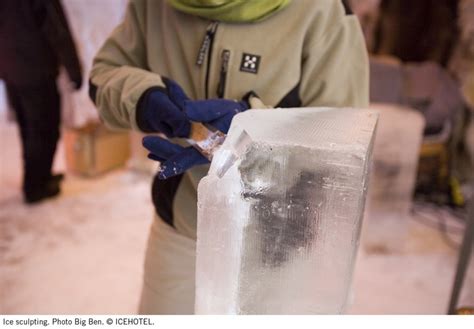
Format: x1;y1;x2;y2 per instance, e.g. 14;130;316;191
143;81;253;179
143;136;209;179
136;78;191;138
184;98;249;134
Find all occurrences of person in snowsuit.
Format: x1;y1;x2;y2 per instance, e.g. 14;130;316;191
0;0;83;203
90;0;368;314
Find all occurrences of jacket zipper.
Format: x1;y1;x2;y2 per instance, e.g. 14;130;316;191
217;49;230;98
196;21;219;99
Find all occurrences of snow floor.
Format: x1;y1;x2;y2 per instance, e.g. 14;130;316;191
0;120;472;314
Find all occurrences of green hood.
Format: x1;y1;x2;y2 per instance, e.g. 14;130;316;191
166;0;291;23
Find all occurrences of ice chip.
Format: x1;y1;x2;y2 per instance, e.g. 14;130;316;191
195;108;378;314
209;128;253;178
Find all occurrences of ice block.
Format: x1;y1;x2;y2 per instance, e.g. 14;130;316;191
195;108;378;314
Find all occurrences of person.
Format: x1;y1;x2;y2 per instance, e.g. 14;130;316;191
0;0;83;204
90;0;368;314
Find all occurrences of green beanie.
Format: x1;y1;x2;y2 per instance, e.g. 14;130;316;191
166;0;292;23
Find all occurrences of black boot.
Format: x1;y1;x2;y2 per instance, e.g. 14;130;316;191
24;174;63;204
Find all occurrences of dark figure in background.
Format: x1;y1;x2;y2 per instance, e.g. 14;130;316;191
374;0;459;67
0;0;82;203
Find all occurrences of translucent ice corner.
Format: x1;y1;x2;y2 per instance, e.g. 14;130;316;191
195;108;378;314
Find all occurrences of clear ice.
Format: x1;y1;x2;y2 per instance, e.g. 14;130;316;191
195;108;378;314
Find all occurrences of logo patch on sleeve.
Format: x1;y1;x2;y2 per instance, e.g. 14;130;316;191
240;53;261;74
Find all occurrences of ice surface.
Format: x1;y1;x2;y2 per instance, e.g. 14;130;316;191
195;108;378;314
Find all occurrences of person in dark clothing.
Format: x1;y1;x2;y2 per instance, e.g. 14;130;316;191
0;0;82;203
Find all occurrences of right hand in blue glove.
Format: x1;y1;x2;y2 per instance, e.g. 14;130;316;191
136;77;191;138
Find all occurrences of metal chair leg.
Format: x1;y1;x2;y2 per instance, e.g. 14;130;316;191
447;181;474;314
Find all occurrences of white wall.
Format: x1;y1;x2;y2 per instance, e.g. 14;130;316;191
60;0;128;127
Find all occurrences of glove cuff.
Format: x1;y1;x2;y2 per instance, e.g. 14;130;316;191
136;86;168;133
